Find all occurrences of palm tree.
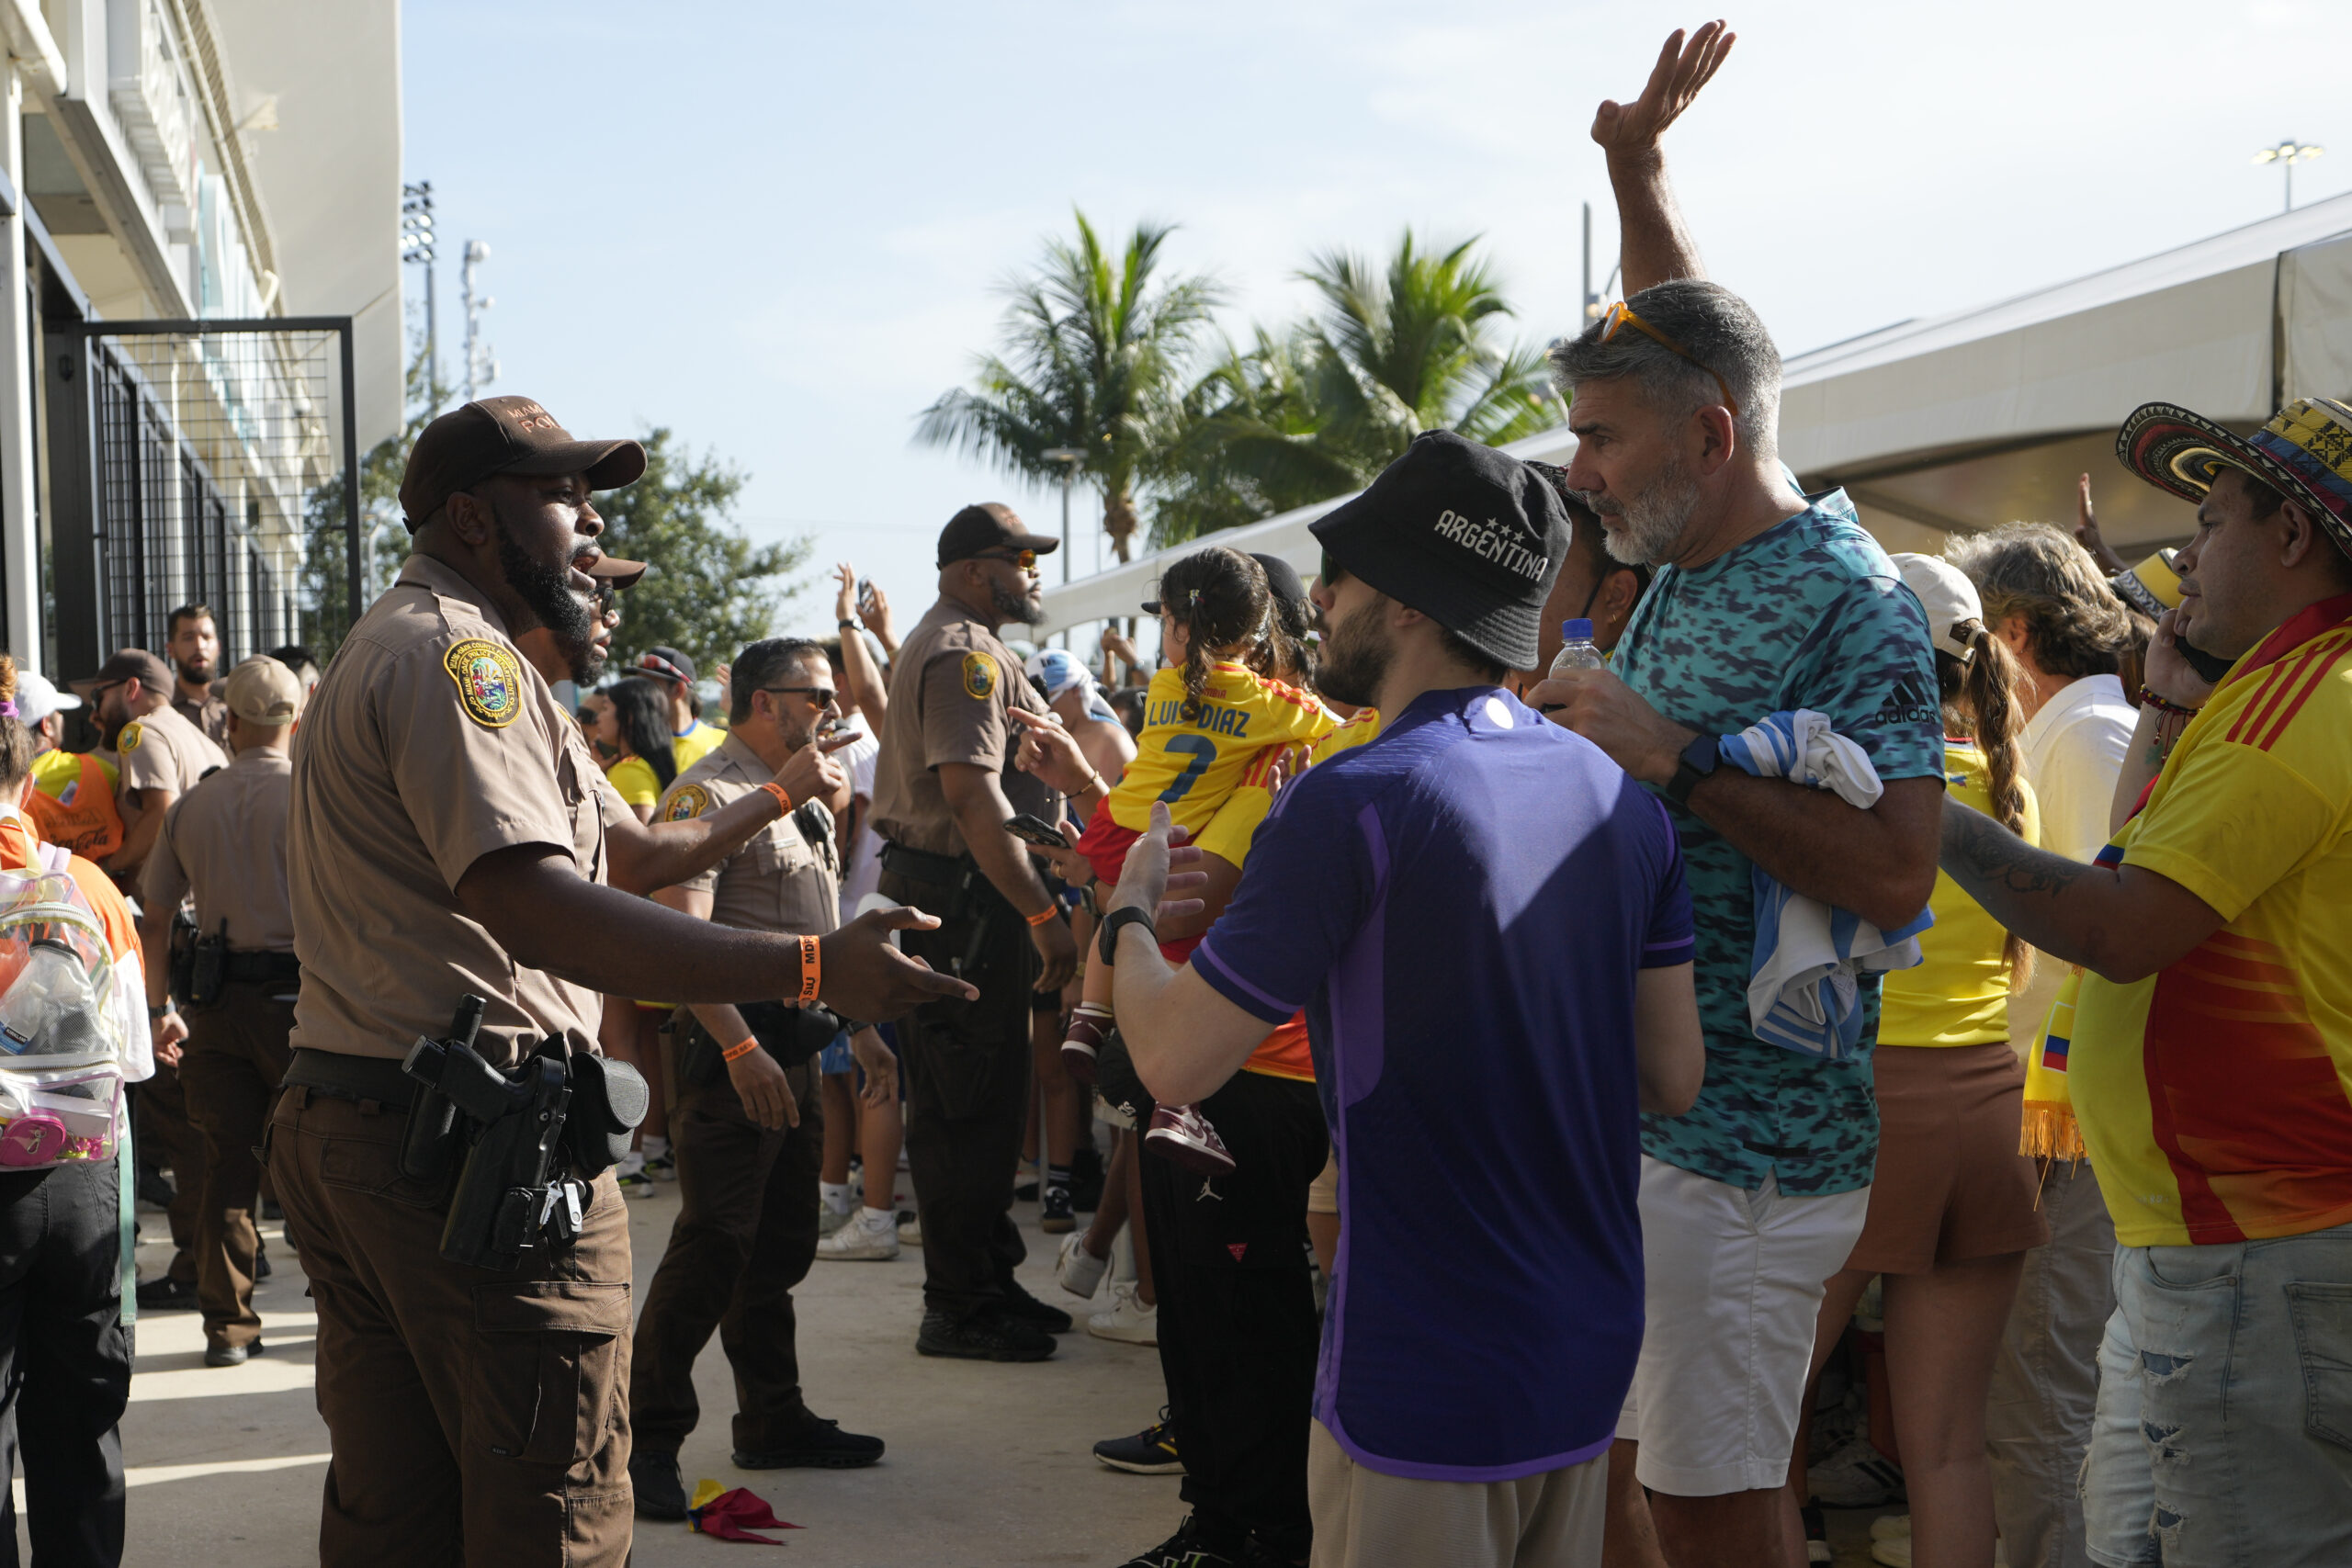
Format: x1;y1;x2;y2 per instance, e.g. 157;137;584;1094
917;211;1223;562
1148;231;1558;547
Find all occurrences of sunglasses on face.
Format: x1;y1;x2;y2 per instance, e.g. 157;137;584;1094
1318;550;1347;589
976;548;1039;572
1597;301;1741;418
760;685;837;709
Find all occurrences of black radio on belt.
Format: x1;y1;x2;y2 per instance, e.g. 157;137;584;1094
399;995;648;1270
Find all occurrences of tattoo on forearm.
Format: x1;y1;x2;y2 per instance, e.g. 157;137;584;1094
1946;805;2086;898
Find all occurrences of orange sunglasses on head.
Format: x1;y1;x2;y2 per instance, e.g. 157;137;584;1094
1598;301;1740;418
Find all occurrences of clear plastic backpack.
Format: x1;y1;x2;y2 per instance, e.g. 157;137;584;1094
0;849;129;1168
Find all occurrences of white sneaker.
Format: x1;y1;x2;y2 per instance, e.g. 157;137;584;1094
1086;1282;1158;1346
815;1208;900;1261
1871;1517;1911;1542
1809;1436;1905;1508
897;1212;922;1247
1057;1231;1108;1301
818;1199;856;1236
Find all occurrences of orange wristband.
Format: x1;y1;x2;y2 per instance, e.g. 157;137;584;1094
721;1035;761;1063
759;782;792;814
797;934;820;1004
1025;906;1059;928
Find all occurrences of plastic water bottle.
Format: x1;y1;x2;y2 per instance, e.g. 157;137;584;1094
1549;618;1605;674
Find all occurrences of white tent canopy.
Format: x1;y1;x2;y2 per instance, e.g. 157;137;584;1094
1036;193;2352;640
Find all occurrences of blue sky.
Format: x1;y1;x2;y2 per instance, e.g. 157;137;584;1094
401;0;2352;637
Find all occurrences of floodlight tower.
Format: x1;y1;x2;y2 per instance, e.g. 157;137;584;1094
2255;140;2324;212
460;240;499;401
400;182;436;395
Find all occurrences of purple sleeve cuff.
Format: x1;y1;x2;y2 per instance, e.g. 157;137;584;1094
1640;936;1696;969
1191;939;1298;1025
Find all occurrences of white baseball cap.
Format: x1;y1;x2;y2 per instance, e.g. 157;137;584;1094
12;669;79;726
1891;553;1984;664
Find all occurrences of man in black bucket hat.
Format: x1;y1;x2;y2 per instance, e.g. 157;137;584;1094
1017;427;1704;1567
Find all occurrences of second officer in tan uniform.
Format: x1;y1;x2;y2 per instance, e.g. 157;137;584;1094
271;394;972;1567
628;637;898;1517
138;655;304;1366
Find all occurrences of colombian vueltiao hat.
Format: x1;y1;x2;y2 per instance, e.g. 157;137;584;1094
2115;397;2352;560
2108;549;2183;620
1308;430;1569;671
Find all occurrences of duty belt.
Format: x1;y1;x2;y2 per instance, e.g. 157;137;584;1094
879;840;966;886
282;1048;418;1110
224;951;302;986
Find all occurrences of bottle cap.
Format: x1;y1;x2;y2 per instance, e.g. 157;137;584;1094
1562;618;1594;641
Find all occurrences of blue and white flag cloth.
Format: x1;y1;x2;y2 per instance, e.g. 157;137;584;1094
1716;710;1932;1060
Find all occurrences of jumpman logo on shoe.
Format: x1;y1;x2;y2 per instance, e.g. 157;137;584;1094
1195;1179;1222;1201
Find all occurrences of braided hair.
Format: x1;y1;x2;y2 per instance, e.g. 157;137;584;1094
1938;624;2034;986
1155;546;1271;725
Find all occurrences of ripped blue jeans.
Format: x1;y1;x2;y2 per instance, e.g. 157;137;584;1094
2082;1224;2352;1566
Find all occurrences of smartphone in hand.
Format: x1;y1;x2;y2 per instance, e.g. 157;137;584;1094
1004;813;1071;852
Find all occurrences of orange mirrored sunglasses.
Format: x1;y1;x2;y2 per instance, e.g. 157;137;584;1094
1598;301;1740;418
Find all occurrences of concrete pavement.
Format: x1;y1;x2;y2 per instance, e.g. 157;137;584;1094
54;1179;1182;1567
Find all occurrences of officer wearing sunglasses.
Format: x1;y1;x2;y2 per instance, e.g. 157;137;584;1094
868;502;1082;1362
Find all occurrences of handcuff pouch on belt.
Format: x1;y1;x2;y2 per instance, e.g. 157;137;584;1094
396;994;648;1270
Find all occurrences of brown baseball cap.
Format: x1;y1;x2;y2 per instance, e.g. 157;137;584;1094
584;553;649;590
221;656;304;727
937;502;1059;568
68;648;174;699
398;395;648;529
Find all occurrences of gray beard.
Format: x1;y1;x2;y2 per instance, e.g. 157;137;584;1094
1591;457;1701;567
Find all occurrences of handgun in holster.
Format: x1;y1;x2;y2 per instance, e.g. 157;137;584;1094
186;919;229;1009
166;908;199;1004
399;995;648;1270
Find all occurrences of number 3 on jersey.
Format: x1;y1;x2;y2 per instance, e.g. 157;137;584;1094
1156;734;1216;805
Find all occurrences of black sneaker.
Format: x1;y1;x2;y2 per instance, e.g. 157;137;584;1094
1117;1515;1247;1568
260;1196;285;1222
205;1338;266;1369
1094;1409;1183;1475
1000;1275;1074;1334
254;1245;272;1280
916;1309;1055;1362
733;1416;885;1470
1041;1187;1077;1235
1069;1145;1106;1213
136;1167;175;1211
136;1276;199;1312
630;1449;689;1520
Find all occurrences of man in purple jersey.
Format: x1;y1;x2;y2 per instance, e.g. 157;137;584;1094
1100;430;1706;1568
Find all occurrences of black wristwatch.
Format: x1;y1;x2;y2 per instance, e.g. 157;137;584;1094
1097;905;1157;965
838;617;861;631
1665;732;1721;807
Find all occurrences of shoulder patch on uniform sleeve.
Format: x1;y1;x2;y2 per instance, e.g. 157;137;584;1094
662;783;712;822
441;638;526;728
117;722;142;752
961;650;999;701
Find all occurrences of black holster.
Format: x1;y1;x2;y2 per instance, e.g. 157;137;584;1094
186;922;229;1008
676;1001;847;1089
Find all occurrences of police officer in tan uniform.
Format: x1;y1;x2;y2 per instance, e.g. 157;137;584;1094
138;656;304;1366
71;646;228;1309
270;395;972;1566
872;503;1077;1362
628;636;899;1518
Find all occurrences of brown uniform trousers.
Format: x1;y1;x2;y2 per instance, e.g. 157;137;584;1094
179;978;295;1348
878;863;1038;1320
630;1023;823;1457
266;1087;633;1567
136;1061;205;1286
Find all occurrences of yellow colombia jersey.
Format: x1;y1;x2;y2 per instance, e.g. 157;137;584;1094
1106;662;1334;837
29;746;119;803
1879;739;2041;1047
1195;705;1381;867
2070;595;2352;1248
606;754;663;809
673;720;726;775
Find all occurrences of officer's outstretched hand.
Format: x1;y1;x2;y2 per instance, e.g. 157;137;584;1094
775;731;860;808
818;906;979;1021
727;1042;798;1131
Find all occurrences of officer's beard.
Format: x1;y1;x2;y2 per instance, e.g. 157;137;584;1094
1316;595;1394;710
992;580;1043;626
492;506;603;684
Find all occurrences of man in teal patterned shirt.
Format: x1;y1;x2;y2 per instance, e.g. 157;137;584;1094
1526;23;1944;1568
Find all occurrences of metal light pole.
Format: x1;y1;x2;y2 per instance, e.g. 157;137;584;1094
401;182;436;397
1041;447;1085;652
2256;140;2324;212
460;240;499;401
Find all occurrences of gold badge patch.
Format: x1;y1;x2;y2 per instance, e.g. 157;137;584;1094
442;638;526;729
662;784;712;822
961;650;999;701
117;722;142;753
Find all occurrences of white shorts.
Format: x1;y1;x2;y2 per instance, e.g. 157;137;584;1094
1617;1156;1871;1495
